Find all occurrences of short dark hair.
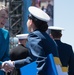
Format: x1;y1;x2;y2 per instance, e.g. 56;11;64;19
51;30;62;38
28;14;48;32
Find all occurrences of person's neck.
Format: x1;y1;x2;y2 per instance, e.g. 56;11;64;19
30;26;37;32
54;38;60;40
20;43;26;47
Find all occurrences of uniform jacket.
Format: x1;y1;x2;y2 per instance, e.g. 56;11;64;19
0;28;10;75
9;44;29;75
10;44;29;61
55;40;74;75
14;30;59;75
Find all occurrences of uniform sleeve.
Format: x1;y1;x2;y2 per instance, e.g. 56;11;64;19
14;57;32;68
28;33;46;59
14;33;46;69
68;46;74;75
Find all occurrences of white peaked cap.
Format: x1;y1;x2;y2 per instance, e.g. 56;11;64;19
48;26;64;31
28;6;50;22
16;34;29;39
0;5;5;10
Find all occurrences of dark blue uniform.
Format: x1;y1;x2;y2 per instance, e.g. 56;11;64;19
55;40;74;75
14;30;59;75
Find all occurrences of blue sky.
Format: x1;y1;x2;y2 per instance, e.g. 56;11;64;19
54;0;74;51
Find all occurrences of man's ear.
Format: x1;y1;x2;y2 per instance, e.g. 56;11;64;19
50;34;53;39
60;33;62;37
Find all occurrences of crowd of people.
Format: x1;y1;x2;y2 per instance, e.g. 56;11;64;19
0;2;74;75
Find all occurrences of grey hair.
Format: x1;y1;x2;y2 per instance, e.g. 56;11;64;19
0;5;8;14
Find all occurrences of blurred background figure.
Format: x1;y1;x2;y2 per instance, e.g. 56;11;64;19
41;6;46;12
46;0;54;34
35;0;41;7
48;26;74;75
9;37;18;50
9;34;29;75
46;0;53;19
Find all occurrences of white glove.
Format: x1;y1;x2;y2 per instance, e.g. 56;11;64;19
3;60;15;67
1;60;14;72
